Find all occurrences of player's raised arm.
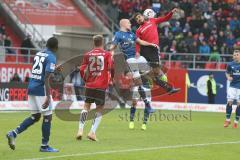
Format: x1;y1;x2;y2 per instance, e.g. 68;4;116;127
154;8;177;24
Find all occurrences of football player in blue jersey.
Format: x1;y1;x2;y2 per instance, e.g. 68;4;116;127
6;37;59;152
224;42;240;129
110;19;159;130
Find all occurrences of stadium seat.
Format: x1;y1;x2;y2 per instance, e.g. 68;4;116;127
205;62;216;69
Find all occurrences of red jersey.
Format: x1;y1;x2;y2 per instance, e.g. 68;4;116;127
136;11;173;53
80;48;112;90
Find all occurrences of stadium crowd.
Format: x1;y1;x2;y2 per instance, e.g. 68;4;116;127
96;0;240;68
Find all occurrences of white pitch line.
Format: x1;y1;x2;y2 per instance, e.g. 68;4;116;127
20;141;240;160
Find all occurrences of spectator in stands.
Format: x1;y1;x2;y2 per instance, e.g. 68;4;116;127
0;33;3;46
201;23;211;39
199;41;211;54
10;73;22;83
188;41;199;53
217;31;226;49
225;33;236;48
4;35;15;54
209;45;221;62
0;24;6;35
24;76;30;83
21;34;35;63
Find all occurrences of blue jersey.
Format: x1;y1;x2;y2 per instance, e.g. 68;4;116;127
226;61;240;89
112;31;137;59
28;49;56;96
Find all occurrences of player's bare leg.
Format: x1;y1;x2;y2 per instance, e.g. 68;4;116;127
224;101;232;128
76;103;91;140
87;105;103;141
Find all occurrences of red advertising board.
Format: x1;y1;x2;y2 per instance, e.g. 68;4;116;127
5;0;93;27
0;63;32;83
152;69;187;103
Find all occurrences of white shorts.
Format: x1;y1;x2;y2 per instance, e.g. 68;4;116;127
28;95;53;116
227;87;240;102
126;56;150;79
132;86;151;101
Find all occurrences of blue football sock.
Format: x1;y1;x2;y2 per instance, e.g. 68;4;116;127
143;108;150;124
130;107;136;122
226;103;232;119
235;106;240;121
15;114;40;137
42;115;52;146
138;86;150;105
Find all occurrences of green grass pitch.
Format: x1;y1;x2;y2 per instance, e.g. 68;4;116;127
0;109;240;160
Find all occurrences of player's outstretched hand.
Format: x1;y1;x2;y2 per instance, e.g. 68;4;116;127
42;96;50;109
172;8;178;13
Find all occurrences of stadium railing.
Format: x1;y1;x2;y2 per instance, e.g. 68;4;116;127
160;52;231;70
0;46;231;70
0;47;38;64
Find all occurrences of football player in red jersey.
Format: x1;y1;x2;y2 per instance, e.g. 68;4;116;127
76;35;113;141
134;8;180;95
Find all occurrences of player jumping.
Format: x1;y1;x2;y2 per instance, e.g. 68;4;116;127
6;37;59;152
134;8;180;94
110;19;159;130
224;42;240;129
76;35;113;141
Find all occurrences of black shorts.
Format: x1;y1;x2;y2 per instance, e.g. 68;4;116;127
84;88;106;106
140;46;160;68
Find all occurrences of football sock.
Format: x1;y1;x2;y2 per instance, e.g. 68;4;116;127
79;110;88;130
235;106;240;123
143;108;150;124
130;106;136;122
42;115;52;146
138;86;150;105
14;113;41;137
90;112;102;133
226;103;232;120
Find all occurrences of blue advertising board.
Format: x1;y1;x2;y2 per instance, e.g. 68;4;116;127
188;70;227;104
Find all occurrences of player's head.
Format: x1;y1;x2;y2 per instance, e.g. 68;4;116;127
93;35;104;48
134;13;145;25
233;42;240;62
143;9;156;19
46;37;58;52
119;19;131;31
